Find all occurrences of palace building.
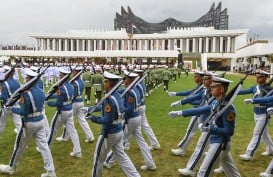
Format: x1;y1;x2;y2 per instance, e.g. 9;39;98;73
0;2;272;72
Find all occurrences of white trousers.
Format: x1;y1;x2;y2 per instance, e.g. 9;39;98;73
246;113;273;156
91;132;140;177
48;110;81;154
197;142;241;177
9;119;55;172
0;108;21;136
61;102;94;140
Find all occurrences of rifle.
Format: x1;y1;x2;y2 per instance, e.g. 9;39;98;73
5;65;50;107
87;79;124;115
202;71;251;127
120;76;140;97
45;67;72;101
0;64;17;83
219;71;227;78
69;67;83;84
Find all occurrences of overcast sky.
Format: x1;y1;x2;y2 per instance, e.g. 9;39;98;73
1;0;272;46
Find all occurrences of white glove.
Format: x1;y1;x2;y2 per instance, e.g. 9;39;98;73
198;123;209;132
267;107;273;115
80;107;89;114
244;98;253;104
168;111;182;118
168;92;176;97
171;101;181;108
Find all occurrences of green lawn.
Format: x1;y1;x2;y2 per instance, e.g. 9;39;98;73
0;72;272;177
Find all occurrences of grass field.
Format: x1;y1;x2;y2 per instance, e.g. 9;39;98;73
0;72;272;177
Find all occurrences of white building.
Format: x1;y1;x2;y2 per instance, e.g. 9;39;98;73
0;27;273;71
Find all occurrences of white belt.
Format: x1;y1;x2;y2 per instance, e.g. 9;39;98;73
113;118;122;125
84;81;90;83
63;101;72;105
94;84;102;86
254;104;266;108
27;112;43;117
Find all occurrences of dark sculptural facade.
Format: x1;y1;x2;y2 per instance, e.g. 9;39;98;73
114;2;228;34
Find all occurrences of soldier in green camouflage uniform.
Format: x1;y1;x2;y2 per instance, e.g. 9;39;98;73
162;66;172;92
82;69;92;105
91;69;104;104
172;67;178;83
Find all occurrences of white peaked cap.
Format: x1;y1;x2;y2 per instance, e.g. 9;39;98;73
25;68;38;77
134;69;144;73
30;66;39;71
123;70;139;77
59;67;71;74
194;70;205;75
3;65;11;72
104;71;122;80
256;69;271;75
203;70;217;76
210;77;232;87
75;66;84;71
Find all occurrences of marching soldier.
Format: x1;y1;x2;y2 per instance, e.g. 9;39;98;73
86;71;140;177
238;70;273;161
243;90;273;177
122;70;156;171
0;68;56;177
56;66;95;143
47;67;82;158
0;65;22;135
92;68;104;104
82;67;93;105
169;77;241;177
162;66;172;92
169;70;205;156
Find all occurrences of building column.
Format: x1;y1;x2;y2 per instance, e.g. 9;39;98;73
201;53;208;71
212;37;216;53
82;39;85;51
199;38;202;53
151;40;154;50
46;39;50;50
76;39;80;51
64;39;68;51
52;39;56;51
70;39;74;51
227;36;231;53
144;40;148;50
58;39;62;51
121;40;125;50
162;39;165;50
155;39;159;50
94;40;97;50
87;39;91;51
205;37;209;53
36;39;40;51
220;37;223;53
168;39;171;50
138;40;141;50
